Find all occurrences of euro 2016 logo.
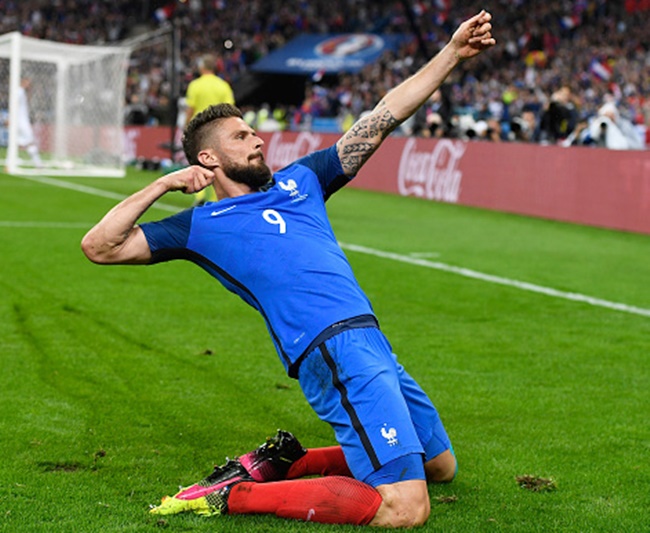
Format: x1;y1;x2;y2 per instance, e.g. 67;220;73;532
315;34;384;58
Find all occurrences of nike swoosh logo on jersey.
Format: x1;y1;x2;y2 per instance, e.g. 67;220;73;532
211;205;237;216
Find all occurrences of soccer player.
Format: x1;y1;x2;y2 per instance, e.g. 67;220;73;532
185;53;235;204
81;11;495;528
16;78;43;168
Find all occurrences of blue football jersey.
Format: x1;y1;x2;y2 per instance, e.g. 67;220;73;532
140;145;375;375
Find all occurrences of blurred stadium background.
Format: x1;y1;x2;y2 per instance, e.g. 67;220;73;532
1;0;649;145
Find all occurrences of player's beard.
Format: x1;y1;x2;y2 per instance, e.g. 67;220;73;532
221;154;273;191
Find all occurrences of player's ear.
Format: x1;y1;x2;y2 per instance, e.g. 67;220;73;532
197;149;219;169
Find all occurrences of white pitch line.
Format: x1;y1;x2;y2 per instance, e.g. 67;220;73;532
10;174;649;319
14;174;180;213
409;252;440;258
0;221;91;228
340;242;650;318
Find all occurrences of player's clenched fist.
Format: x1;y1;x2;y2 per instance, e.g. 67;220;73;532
451;10;496;61
161;165;216;194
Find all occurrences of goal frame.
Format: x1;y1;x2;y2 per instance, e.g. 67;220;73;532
0;32;131;177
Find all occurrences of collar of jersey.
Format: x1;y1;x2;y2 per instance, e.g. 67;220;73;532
258;178;276;192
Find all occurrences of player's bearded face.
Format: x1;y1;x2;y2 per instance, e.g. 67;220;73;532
220;152;272;190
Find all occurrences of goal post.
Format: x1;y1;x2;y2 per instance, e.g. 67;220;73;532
0;32;131;177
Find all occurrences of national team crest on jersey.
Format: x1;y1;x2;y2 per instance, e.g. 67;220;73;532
278;179;308;203
381;425;398;446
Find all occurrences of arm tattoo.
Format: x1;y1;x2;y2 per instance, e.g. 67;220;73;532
340;142;375;154
374;100;400;139
338;105;399;174
347;106;399;141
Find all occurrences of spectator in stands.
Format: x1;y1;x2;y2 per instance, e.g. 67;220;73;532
485;118;503;142
124;93;149;125
404;88;453;138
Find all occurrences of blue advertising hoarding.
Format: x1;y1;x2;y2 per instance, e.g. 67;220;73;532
251;33;409;74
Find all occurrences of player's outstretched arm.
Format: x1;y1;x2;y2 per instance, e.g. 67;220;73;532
336;10;495;176
81;166;215;265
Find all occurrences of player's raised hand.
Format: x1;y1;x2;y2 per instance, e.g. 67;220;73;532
161;165;216;194
451;10;496;62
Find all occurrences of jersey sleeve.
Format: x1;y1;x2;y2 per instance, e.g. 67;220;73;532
293;145;352;201
139;208;193;264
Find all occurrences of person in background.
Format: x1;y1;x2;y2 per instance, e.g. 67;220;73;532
587;100;645;150
185;53;235;203
16;78;43;168
562;99;645;150
538;85;579;144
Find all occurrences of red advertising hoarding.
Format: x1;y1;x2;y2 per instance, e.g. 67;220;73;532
127;126;650;235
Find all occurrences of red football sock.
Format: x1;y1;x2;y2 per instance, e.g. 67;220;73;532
228;476;382;525
287;446;352;478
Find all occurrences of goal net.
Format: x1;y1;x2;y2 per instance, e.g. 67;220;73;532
0;32;131;177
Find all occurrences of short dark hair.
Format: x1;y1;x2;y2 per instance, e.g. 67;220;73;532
196;53;216;72
182;103;243;165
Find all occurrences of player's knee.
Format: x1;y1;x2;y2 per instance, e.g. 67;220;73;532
425;449;457;483
382;492;430;527
372;481;430;528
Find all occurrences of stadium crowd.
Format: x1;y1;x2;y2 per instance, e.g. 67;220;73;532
1;0;648;148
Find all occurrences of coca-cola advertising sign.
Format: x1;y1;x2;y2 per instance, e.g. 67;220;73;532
398;138;466;202
265;131;325;171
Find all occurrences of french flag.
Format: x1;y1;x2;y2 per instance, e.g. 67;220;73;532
412;2;427;16
560;15;580;29
311;69;325;82
155;3;175;22
590;58;613;81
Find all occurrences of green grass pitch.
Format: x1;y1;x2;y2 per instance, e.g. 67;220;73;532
1;167;649;532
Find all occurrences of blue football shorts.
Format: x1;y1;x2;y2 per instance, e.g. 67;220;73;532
297;326;452;486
